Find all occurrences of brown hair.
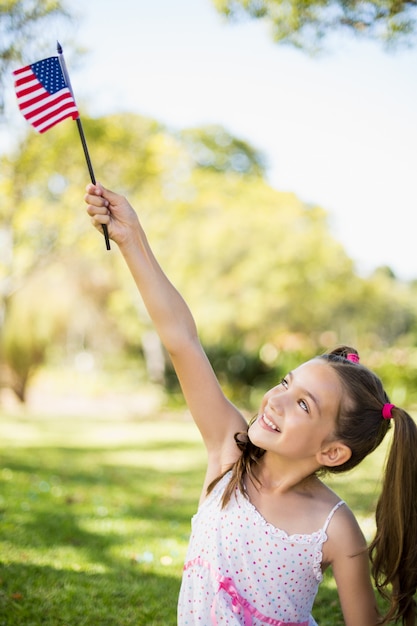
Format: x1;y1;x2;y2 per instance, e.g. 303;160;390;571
207;345;417;625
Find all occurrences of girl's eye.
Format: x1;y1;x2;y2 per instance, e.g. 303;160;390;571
299;399;309;413
279;378;309;413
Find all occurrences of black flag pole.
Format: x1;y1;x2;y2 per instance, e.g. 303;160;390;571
57;42;111;251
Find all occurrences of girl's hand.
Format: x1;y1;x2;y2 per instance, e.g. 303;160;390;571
84;183;140;248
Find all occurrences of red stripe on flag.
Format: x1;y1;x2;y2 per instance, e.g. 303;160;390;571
12;65;31;77
14;74;37;89
25;105;79;133
16;90;50;111
21;91;72;119
15;83;44;101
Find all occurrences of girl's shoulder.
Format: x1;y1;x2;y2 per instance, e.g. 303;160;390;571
318;487;367;565
306;479;346;524
313;480;365;541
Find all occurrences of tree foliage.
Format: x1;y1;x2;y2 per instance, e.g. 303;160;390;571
212;0;417;50
179;125;267;176
2;112;417;404
0;0;72;112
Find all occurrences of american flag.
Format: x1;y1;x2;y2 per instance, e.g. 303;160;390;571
13;56;79;133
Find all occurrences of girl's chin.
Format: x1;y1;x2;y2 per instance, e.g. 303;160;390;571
247;419;266;447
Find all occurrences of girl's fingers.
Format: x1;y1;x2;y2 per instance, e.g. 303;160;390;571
85;182;111;207
84;193;109;209
85;182;103;195
90;212;111;228
86;203;109;217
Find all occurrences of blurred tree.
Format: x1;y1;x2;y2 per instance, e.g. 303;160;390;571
2;112;417;403
179;125;267;176
0;0;73;114
212;0;417;50
0;112;168;400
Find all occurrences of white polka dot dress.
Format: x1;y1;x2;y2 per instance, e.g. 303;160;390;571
178;471;344;625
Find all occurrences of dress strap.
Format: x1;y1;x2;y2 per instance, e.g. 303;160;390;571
322;500;345;533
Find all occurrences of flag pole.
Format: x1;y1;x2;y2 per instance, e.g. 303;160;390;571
57;42;111;251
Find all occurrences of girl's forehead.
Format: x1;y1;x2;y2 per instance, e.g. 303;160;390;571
295;358;335;376
294;359;339;385
293;359;343;412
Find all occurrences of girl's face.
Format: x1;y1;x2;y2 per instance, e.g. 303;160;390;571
249;359;343;463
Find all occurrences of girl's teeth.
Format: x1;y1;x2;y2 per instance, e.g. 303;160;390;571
263;415;278;430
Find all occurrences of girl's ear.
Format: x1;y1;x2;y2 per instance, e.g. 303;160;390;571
316;441;352;468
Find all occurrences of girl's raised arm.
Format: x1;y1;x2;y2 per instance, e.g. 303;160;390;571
84;183;247;479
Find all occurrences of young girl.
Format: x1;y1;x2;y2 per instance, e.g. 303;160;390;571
84;183;417;626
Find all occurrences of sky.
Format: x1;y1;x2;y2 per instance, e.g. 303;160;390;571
4;0;417;279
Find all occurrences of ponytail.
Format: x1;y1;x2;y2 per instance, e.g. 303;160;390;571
318;346;417;624
369;406;417;625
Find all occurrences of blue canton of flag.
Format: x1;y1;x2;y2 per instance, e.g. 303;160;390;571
13;56;79;133
32;57;67;94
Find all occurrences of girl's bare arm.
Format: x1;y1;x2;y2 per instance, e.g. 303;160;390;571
85;183;247;477
328;507;380;626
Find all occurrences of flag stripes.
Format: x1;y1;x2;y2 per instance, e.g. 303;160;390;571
13;58;79;133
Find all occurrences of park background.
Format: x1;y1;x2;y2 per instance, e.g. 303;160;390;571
1;0;417;623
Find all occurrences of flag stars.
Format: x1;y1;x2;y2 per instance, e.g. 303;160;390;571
32;57;66;94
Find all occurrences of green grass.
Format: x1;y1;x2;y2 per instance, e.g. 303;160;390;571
0;399;397;624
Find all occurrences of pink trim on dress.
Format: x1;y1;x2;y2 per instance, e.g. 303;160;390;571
184;556;310;626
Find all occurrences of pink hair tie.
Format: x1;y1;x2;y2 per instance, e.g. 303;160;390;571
382;403;395;419
346;353;360;363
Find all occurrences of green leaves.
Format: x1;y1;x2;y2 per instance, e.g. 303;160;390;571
179;125;267;176
2;112;417;404
0;0;73;113
212;0;417;50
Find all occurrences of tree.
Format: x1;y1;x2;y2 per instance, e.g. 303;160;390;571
2;112;417;403
0;112;167;400
212;0;417;50
179;125;267;176
0;0;72;113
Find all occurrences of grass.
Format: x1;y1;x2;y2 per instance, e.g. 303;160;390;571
0;389;400;624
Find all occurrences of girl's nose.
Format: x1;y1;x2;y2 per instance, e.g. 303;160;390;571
267;390;286;415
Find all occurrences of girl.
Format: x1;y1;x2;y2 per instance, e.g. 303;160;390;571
85;183;417;626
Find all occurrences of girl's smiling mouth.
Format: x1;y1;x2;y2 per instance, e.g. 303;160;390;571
261;413;281;432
